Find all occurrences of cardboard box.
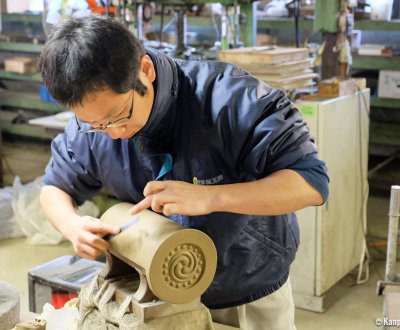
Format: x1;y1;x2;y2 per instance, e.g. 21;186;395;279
5;57;38;74
318;78;357;98
378;70;400;99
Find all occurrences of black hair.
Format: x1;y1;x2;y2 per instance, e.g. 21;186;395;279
38;14;147;108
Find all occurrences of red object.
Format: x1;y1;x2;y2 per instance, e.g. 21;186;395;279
86;0;116;15
51;292;78;309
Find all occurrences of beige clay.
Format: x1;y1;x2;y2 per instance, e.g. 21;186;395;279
99;203;217;305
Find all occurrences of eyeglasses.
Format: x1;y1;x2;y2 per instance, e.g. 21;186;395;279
75;91;134;133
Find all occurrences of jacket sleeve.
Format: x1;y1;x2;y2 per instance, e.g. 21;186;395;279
237;86;329;202
43;121;103;205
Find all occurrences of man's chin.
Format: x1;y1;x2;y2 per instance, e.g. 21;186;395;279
123;131;137;139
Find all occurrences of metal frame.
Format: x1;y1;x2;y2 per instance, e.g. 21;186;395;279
377;186;400;325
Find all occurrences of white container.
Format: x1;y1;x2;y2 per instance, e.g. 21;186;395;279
370;0;394;21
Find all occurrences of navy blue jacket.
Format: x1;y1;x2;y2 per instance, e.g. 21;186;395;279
44;48;329;309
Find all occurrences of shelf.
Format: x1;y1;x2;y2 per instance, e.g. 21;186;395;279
256;18;400;32
0;41;43;53
370;121;400;146
1;13;43;24
0;91;65;113
0;123;55;140
368;157;400;187
354;19;400;31
255;17;400;32
0;69;42;82
352;54;400;70
257;17;313;30
371;97;400;109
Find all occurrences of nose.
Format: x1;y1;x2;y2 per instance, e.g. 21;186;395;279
106;126;126;139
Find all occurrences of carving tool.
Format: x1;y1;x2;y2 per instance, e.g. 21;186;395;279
103;216;139;241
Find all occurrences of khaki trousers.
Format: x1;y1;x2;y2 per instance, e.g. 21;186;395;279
210;279;296;330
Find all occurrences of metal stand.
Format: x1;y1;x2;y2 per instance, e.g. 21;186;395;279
175;8;187;55
377;185;400;325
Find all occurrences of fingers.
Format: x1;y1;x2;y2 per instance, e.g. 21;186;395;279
75;244;100;260
73;230;110;260
143;181;167;197
71;216;119;260
130;194;177;215
129;196;152;215
82;216;120;236
130;181;186;216
162;203;179;217
129;181;163;214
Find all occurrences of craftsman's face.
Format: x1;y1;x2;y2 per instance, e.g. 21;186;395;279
72;55;156;139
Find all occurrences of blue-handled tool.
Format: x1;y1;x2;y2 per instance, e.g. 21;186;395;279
103;216;140;241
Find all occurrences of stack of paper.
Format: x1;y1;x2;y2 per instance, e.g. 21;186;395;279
217;46;317;90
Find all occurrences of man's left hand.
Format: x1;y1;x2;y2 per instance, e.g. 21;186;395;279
129;180;215;216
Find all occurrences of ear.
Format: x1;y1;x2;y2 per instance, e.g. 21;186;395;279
140;55;156;83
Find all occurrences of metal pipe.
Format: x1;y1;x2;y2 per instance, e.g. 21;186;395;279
385;185;400;282
233;3;240;48
175;8;187;54
294;0;301;47
136;4;143;41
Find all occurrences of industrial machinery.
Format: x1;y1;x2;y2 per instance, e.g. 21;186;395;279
40;0;257;60
115;0;257;59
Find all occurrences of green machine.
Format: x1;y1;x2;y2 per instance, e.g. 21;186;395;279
114;0;257;58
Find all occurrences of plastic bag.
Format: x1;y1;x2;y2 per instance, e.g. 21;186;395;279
11;176;99;245
44;301;79;330
0;185;24;239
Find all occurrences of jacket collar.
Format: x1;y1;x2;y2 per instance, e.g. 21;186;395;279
137;48;178;143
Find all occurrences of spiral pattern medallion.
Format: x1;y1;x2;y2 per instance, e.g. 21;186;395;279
162;244;205;289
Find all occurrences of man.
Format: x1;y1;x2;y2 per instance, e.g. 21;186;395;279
38;15;329;330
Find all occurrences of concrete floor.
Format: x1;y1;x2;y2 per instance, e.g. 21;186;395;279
0;140;397;329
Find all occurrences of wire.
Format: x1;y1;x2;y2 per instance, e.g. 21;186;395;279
356;87;371;285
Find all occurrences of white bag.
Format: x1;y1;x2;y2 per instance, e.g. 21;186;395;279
0;185;24;239
12;176;99;245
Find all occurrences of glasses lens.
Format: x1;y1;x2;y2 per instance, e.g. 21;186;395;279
78;90;134;133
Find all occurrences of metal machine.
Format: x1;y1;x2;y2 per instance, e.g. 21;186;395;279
116;0;257;59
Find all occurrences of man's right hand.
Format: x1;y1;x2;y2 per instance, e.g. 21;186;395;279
66;215;120;260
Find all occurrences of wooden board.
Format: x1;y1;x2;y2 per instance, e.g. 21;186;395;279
256;72;318;90
218;46;309;65
255;71;318;84
229;59;313;75
4;57;37;74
